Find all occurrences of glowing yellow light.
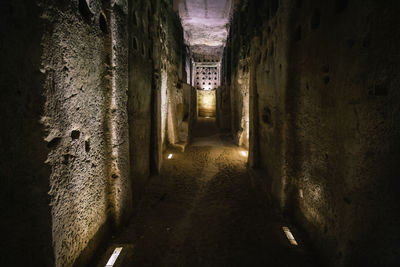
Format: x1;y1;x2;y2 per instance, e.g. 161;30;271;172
105;247;123;267
168;154;173;159
282;226;298;246
240;151;247;157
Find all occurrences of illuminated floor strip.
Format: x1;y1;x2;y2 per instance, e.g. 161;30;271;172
282;226;298;246
105;247;123;267
240;151;247;157
168;153;173;159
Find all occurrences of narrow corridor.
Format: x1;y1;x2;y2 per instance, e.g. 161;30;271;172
98;119;316;266
3;1;400;266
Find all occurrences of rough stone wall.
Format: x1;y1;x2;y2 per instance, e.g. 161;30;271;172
216;85;231;130
285;1;400;265
0;1;53;265
128;0;186;197
128;0;154;202
40;0;131;266
2;0;186;266
248;2;290;208
166;70;183;144
181;83;195;142
217;49;232;130
109;0;132;229
233;59;250;148
164;9;187;146
149;0;163;174
225;0;400;266
225;12;251;148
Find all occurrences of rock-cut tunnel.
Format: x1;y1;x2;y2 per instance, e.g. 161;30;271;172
2;0;400;266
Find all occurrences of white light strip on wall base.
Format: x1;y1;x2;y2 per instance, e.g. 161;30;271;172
282;226;298;246
168;154;173;159
105;247;123;267
240;151;247;157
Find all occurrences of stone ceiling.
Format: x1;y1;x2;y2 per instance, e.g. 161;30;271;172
178;0;233;58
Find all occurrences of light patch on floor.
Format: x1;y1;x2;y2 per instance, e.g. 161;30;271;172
282;226;298;246
105;247;123;267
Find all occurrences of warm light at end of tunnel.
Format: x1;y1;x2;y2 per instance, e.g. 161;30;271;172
240;151;248;157
105;247;123;267
168;154;173;159
282;226;298;246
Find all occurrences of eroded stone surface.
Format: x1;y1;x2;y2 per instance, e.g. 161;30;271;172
223;1;400;266
178;0;233;57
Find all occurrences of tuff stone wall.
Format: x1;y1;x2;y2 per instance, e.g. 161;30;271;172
0;1;53;265
40;1;133;266
128;0;154;202
231;58;250;148
164;8;188;147
109;0;132;231
216;84;231;130
224;0;400;265
2;0;188;266
0;0;133;266
129;0;187;200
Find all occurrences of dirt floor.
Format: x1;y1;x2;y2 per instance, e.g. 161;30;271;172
97;118;318;266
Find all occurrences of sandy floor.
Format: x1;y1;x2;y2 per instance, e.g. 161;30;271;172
98;118;317;266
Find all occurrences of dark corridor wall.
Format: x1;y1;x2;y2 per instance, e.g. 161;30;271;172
224;0;400;266
0;1;53;266
128;0;186;203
